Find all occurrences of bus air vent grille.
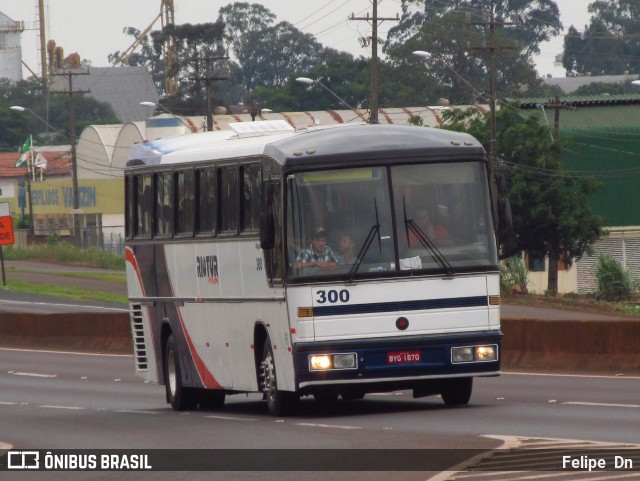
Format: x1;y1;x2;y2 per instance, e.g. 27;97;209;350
130;304;148;371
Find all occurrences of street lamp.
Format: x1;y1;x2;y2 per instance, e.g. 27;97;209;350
140;101;197;133
10;106;64;137
295;77;368;122
10;105;72;237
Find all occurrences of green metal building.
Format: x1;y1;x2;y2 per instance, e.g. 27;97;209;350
518;95;640;293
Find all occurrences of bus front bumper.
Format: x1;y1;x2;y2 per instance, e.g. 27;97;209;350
292;330;502;392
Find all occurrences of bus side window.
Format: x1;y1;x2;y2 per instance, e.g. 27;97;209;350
196;167;216;235
134;174;152;238
263;180;283;284
241;163;261;233
155;171;173;237
175;170;194;236
125;176;132;239
218;165;238;234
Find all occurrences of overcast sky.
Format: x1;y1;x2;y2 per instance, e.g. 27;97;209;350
1;0;590;80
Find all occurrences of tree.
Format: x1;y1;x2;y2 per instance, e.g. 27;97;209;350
108;27;164;94
217;2;276;61
573;80;640;96
235;21;326;92
218;3;327;94
559;0;640;75
155;22;226;98
0;77;118;149
109;21;226;105
385;0;562;102
442;102;604;294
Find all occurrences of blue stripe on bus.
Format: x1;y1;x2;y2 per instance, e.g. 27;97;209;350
313;295;488;317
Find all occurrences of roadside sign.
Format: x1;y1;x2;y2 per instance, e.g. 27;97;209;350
0;202;14;246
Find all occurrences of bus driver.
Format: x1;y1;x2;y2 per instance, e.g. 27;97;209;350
295;227;338;271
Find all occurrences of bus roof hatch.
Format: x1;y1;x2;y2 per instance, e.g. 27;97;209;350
229;120;295;138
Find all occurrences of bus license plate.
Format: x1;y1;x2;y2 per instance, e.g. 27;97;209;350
387;350;422;364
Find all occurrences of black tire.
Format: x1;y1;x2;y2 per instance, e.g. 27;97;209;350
261;338;299;417
441;377;473;406
165;334;197;411
198;389;225;410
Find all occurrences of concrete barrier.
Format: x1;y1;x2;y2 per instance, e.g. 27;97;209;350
1;313;639;373
501;318;640;373
0;312;132;353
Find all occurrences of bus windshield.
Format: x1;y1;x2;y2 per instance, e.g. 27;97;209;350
286;162;497;279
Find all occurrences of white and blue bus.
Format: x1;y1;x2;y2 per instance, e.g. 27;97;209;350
125;121;501;416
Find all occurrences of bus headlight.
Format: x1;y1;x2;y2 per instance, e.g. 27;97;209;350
309;355;332;370
333;353;357;369
451;345;497;363
309;353;357;371
452;347;474;363
475;345;497;361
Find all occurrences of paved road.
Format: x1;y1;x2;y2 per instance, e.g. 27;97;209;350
2;348;639;480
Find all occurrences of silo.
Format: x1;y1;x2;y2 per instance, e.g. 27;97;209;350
0;12;24;82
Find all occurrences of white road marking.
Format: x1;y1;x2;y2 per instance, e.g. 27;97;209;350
505;371;640;380
8;371;57;378
206;415;259;422
0;401;18;405
39;405;85;410
0;347;131;358
563;401;640;408
0;299;128;312
296;422;361;430
115;409;161;415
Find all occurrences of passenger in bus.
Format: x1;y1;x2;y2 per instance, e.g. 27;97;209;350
295;227;338;270
409;208;452;247
336;232;357;265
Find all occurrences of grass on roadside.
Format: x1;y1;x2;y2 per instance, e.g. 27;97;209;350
6;267;127;285
2;243;125;270
3;279;128;304
502;292;640;317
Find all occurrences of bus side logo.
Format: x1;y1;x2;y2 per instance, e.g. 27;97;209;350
196;255;220;285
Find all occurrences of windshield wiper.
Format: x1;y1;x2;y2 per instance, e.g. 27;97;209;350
403;199;454;275
348;198;381;282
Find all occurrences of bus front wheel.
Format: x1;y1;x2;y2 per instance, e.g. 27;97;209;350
165;334;197;411
441;377;473;406
260;339;298;417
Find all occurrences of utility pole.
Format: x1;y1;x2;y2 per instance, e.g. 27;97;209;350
51;69;90;246
188;55;229;131
540;95;576;295
350;2;398;124
543;95;576;142
468;5;516;231
37;0;47;81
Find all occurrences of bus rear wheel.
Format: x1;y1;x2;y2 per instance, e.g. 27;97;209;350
261;339;298;417
165;334;197;411
441;377;473;406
